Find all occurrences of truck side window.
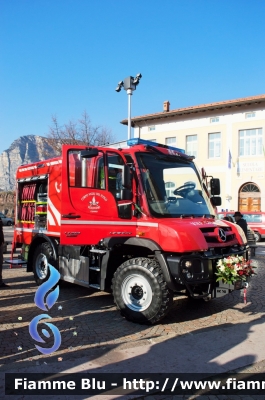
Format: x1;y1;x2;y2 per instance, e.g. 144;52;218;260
124;154;134;164
68;150;105;189
107;152;125;199
96;156;105;189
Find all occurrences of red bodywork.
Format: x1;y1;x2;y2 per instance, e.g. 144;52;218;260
13;144;246;255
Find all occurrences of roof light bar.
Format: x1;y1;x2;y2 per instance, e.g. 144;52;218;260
127;138;185;154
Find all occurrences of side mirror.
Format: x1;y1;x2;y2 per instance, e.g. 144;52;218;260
117;200;132;219
210;178;220;195
120;189;133;201
80;149;99;158
211;196;222;206
122;165;132;190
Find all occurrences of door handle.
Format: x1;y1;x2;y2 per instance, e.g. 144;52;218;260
62;214;81;219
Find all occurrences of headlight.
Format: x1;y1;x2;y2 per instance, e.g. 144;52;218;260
180;257;209;281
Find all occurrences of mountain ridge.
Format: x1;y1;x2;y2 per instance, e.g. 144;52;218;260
0;135;57;191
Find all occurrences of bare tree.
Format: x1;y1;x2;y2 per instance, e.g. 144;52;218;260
46;111;115;155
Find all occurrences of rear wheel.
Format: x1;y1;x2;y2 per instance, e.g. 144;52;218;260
112;257;173;324
32;242;55;285
254;231;261;242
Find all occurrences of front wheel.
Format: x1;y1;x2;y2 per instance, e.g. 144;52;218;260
32;242;55;285
112;257;173;324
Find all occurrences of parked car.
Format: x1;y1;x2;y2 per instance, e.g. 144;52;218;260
0;212;14;226
216;211;265;242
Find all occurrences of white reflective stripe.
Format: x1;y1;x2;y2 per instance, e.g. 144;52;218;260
18;160;61;172
137;222;159;227
46;160;62;166
61;221;137;225
60;220;158;227
15;228;60;236
47;212;56;226
48;198;61;226
18;166;37;172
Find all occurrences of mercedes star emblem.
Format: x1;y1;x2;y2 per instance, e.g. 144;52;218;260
218;228;226;242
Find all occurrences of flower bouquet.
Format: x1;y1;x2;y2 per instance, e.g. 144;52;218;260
215;255;256;286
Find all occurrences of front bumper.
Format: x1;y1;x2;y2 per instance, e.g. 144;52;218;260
165;246;249;298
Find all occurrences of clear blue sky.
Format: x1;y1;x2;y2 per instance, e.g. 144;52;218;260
1;0;265;154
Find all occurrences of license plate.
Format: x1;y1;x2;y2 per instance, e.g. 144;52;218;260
215;287;229;298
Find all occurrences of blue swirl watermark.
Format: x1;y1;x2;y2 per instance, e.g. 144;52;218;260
34;265;60;311
29;264;61;355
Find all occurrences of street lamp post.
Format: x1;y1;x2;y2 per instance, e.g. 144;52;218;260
115;74;142;140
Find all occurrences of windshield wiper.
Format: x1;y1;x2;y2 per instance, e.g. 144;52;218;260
179;214;215;219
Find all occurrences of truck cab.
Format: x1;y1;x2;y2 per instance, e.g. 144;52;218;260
12;138;249;324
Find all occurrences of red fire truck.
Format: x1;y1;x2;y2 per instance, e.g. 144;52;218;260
11;138;249;324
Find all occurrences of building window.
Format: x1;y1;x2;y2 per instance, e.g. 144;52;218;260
210;117;219;123
165;137;176;145
245;112;256;119
186;135;197;157
148;126;156;131
208;132;221;158
239;128;262;156
241;183;260;193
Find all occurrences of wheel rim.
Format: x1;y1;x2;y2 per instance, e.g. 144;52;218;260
121;273;153;312
35;253;49;279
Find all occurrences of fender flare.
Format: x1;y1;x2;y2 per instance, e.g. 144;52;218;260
27;234;59;271
101;236;177;291
102;236;162;252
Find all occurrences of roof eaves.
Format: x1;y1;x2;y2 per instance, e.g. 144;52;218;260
120;94;265;125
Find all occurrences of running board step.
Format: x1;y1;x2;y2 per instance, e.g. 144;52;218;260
89;284;100;289
5;259;27;265
90;249;106;254
89;266;100;271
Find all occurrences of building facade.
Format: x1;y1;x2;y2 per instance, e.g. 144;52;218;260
121;94;265;213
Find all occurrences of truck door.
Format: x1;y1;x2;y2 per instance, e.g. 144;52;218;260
60;146;135;245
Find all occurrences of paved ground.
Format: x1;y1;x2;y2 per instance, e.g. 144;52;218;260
1;252;263;369
1;226;265;399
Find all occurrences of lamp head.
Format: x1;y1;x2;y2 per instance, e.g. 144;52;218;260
133;73;142;85
115;81;124;92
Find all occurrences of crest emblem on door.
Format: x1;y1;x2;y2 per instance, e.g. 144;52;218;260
88;196;100;210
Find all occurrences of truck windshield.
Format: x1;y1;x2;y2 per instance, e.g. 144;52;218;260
136;152;215;218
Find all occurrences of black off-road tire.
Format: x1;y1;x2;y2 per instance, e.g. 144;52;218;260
112;257;173;324
32;242;56;285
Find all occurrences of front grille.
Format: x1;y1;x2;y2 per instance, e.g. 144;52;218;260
200;226;236;244
206;234;235;243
